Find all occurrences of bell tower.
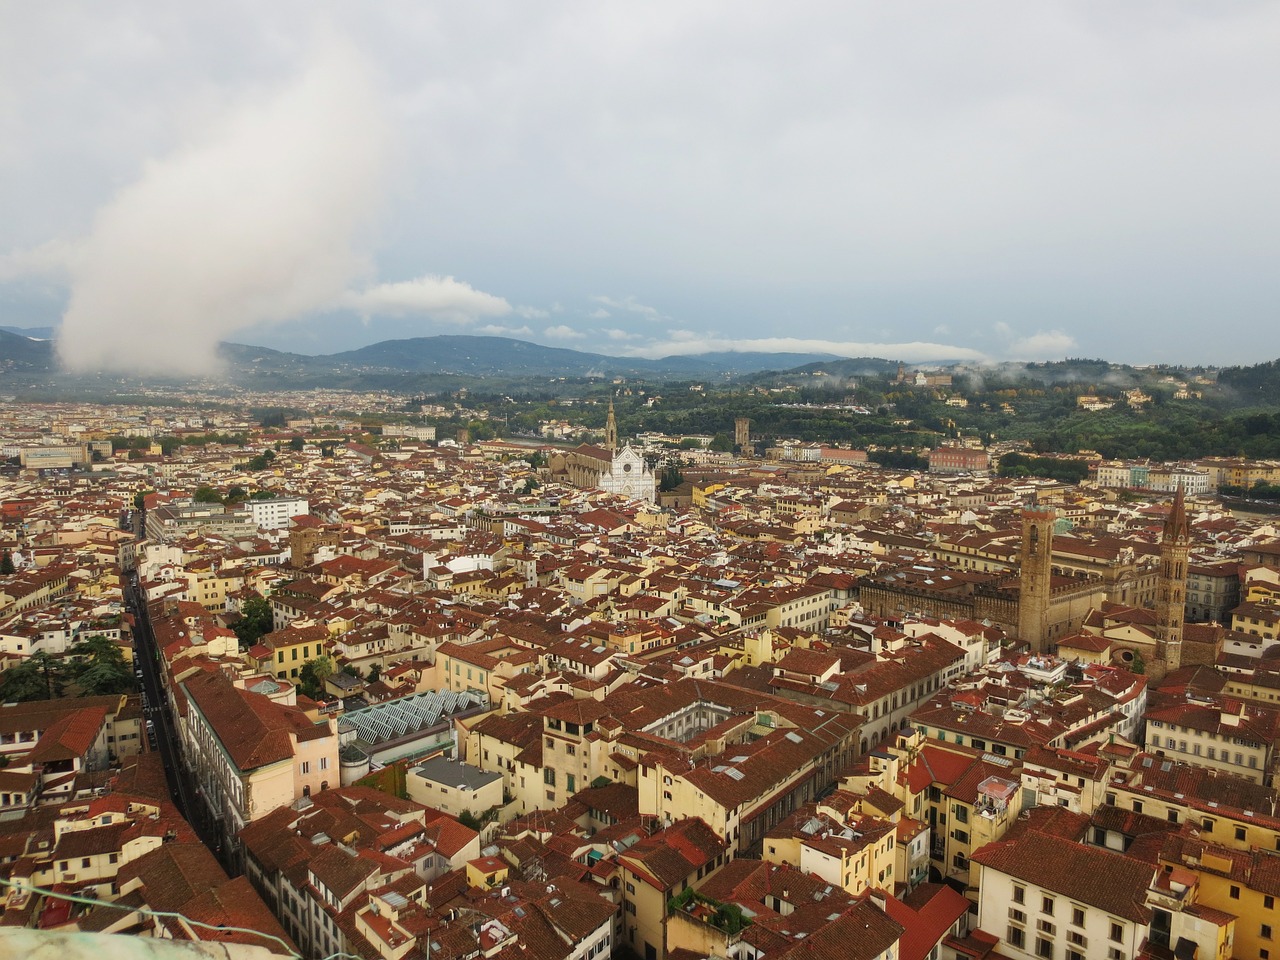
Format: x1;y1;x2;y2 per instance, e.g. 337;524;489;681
604;400;618;453
1155;487;1190;675
1018;506;1056;654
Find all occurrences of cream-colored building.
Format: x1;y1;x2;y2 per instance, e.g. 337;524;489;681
406;755;502;820
180;669;339;866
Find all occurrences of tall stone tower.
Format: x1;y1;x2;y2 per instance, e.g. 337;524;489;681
735;417;751;450
1018;506;1056;654
604;400;618;453
1155;486;1190;674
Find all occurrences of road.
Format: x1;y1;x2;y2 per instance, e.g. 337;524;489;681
124;574;237;875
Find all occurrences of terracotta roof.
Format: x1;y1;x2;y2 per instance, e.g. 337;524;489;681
971;830;1154;923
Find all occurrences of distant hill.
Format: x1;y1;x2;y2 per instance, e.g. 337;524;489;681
0;325;57;340
0;329;55;371
325;336;839;378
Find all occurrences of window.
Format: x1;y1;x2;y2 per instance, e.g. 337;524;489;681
1007;927;1025;949
301;761;310;775
1013;885;1025;905
1110;922;1123;943
566;773;576;793
1263;924;1273;941
1042;896;1055;916
1132;800;1143;814
953;805;969;824
1236;826;1247;841
543;768;555;786
319;756;328;771
953;829;969;844
1167;810;1179;823
1036;936;1053;958
1267;895;1275;910
1230;885;1241;900
1009;908;1026;924
1202;818;1215;833
1072;908;1085;927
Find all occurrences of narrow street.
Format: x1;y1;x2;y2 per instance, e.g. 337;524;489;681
124;575;237;875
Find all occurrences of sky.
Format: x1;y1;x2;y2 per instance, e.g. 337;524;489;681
1;3;1279;375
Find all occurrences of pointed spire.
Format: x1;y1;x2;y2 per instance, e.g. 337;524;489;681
1164;486;1189;543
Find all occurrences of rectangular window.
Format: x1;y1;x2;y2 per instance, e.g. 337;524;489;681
567;773;576;794
1237;827;1247;841
1036;937;1053;959
1072;908;1085;927
1110;922;1123;943
1013;885;1025;904
1231;885;1241;900
1263;924;1274;940
301;761;310;775
544;768;555;786
1007;927;1025;949
1042;896;1055;916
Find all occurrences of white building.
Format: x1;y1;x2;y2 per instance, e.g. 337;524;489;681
598;445;657;503
246;496;310;531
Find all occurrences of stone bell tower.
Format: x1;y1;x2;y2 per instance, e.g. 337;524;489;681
1154;486;1190;676
1018;506;1056;654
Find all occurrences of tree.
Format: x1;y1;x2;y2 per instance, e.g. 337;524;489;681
27;650;66;700
232;596;274;648
193;485;222;504
298;655;335;699
68;636;133;696
368;663;382;683
659;463;684;492
0;662;53;702
289;435;305;452
0;550;14;576
225;486;248;505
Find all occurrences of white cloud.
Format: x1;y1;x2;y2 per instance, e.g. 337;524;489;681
515;304;550;319
591;294;665;321
1006;329;1076;359
476;323;532;337
56;36;388;376
604;328;639;341
618;334;986;362
345;274;512;323
544;323;584;339
588;308;611;319
0;239;78;282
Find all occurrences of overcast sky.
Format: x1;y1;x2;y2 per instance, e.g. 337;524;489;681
2;3;1279;373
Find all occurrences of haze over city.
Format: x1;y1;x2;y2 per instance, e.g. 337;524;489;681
2;3;1279;375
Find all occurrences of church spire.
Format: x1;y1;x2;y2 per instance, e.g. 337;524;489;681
605;399;618;453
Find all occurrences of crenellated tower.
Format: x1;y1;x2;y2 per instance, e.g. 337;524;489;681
1155;486;1190;674
1018;506;1056;654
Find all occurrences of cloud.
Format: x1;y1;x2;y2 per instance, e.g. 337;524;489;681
475;323;532;337
1006;329;1076;359
618;334;985;362
55;36;389;376
0;239;78;282
604;328;640;341
588;308;611;319
544;324;584;339
591;294;665;321
515;305;550;319
345;274;512;323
